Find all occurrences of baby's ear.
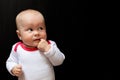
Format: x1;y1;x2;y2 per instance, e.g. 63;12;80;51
16;30;21;40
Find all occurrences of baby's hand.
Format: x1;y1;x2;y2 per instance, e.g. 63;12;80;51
11;64;23;77
37;39;50;52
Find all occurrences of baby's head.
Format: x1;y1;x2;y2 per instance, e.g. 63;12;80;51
16;9;45;29
16;9;47;48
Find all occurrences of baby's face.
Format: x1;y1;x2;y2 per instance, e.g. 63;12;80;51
17;14;47;48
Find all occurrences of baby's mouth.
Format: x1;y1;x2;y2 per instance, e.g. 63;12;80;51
34;39;41;42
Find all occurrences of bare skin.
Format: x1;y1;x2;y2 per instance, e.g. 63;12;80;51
11;64;22;77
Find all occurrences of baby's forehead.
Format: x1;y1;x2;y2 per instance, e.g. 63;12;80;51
20;12;44;22
16;10;45;29
21;12;39;18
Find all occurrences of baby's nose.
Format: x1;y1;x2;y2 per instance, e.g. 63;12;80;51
34;31;39;36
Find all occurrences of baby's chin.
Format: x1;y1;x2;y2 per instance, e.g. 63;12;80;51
27;43;39;48
33;43;39;47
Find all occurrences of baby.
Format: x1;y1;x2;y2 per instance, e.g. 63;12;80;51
6;9;65;80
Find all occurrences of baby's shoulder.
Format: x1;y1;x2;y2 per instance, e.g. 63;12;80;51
12;42;22;52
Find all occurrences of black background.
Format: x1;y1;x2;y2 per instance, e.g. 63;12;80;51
0;0;85;80
104;72;112;80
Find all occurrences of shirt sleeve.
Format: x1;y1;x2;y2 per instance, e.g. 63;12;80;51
6;43;19;75
44;40;65;66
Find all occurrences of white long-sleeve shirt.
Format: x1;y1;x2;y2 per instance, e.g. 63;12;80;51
6;40;65;80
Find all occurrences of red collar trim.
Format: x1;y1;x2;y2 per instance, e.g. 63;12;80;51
20;43;38;51
14;40;51;52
